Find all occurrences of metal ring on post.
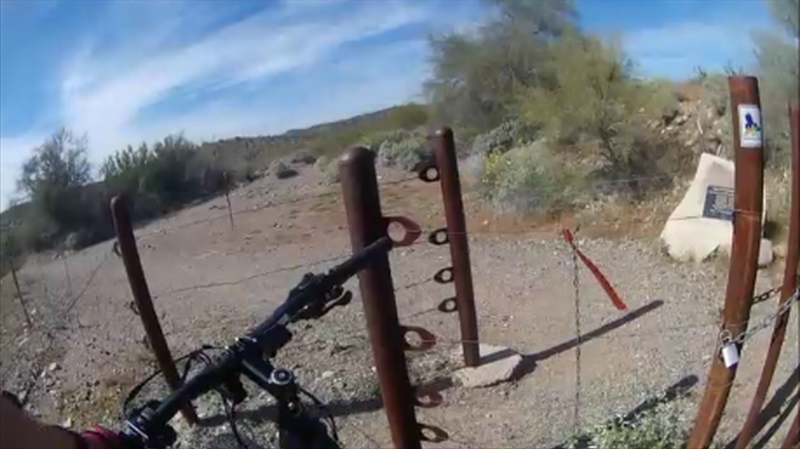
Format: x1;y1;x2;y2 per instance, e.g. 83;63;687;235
427;228;449;246
413;385;443;409
437;298;458;313
418;424;449;443
418;163;440;183
401;326;436;352
384;216;422;247
433;267;454;284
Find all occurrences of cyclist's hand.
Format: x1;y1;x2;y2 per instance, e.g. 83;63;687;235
79;425;127;449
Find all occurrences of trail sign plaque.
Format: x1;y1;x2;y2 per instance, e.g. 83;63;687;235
703;185;735;221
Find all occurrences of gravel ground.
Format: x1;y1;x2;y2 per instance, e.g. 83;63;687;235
1;164;797;448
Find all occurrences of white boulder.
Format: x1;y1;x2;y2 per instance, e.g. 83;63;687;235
660;153;771;264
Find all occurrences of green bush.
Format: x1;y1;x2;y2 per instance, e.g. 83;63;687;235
565;401;691;449
423;0;577;134
480;141;587;216
102;134;229;222
515;32;680;196
376;131;432;171
468;120;539;157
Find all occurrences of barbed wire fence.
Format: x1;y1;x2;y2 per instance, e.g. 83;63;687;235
0;155;796;446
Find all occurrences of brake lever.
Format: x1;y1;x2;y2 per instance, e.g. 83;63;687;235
291;279;352;322
320;289;353;316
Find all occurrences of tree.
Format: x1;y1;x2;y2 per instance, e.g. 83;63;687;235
100;142;155;180
16;128;93;237
515;32;672;195
17;128;91;198
423;0;577;134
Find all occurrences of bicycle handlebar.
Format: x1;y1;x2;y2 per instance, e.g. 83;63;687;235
120;236;394;449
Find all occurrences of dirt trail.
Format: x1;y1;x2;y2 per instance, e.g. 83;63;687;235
1;165;796;448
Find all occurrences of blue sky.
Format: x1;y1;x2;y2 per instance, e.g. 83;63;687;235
0;0;775;209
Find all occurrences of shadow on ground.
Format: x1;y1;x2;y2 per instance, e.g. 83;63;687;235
723;364;799;449
515;299;665;379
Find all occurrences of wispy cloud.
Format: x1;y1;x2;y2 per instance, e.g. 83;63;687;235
0;0;776;210
624;19;765;79
0;0;482;209
60;0;431;146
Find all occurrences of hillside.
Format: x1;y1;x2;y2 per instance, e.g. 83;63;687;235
0;103;427;230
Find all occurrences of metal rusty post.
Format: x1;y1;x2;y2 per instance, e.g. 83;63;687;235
430;128;481;368
781;408;799;449
10;267;32;327
110;196;198;425
224;172;234;231
63;257;72;297
736;101;800;448
338;147;421;449
688;76;765;449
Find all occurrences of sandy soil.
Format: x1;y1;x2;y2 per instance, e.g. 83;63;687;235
1;162;796;448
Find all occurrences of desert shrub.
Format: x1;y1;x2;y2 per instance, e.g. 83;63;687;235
424;0;577;134
480;141;587;216
468;120;539;157
565;399;691;449
516;31;680;196
102;134;230;222
375;131;432;171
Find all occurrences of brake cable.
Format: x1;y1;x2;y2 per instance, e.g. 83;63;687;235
298;385;340;443
121;345;221;419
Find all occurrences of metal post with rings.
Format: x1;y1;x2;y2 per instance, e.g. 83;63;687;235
688;76;766;449
340;146;438;449
418;127;481;368
775;99;800;449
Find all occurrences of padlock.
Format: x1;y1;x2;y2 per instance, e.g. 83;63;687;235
721;342;740;368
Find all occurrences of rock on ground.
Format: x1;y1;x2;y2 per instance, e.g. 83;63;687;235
661;153;769;263
452;344;523;388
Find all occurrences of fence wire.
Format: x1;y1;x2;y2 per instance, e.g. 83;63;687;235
1;170;795;449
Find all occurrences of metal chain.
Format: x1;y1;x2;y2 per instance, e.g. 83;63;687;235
752;286;783;304
570;244;582;429
720;286;800;349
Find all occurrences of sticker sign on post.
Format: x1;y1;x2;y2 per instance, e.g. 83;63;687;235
738;104;763;148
